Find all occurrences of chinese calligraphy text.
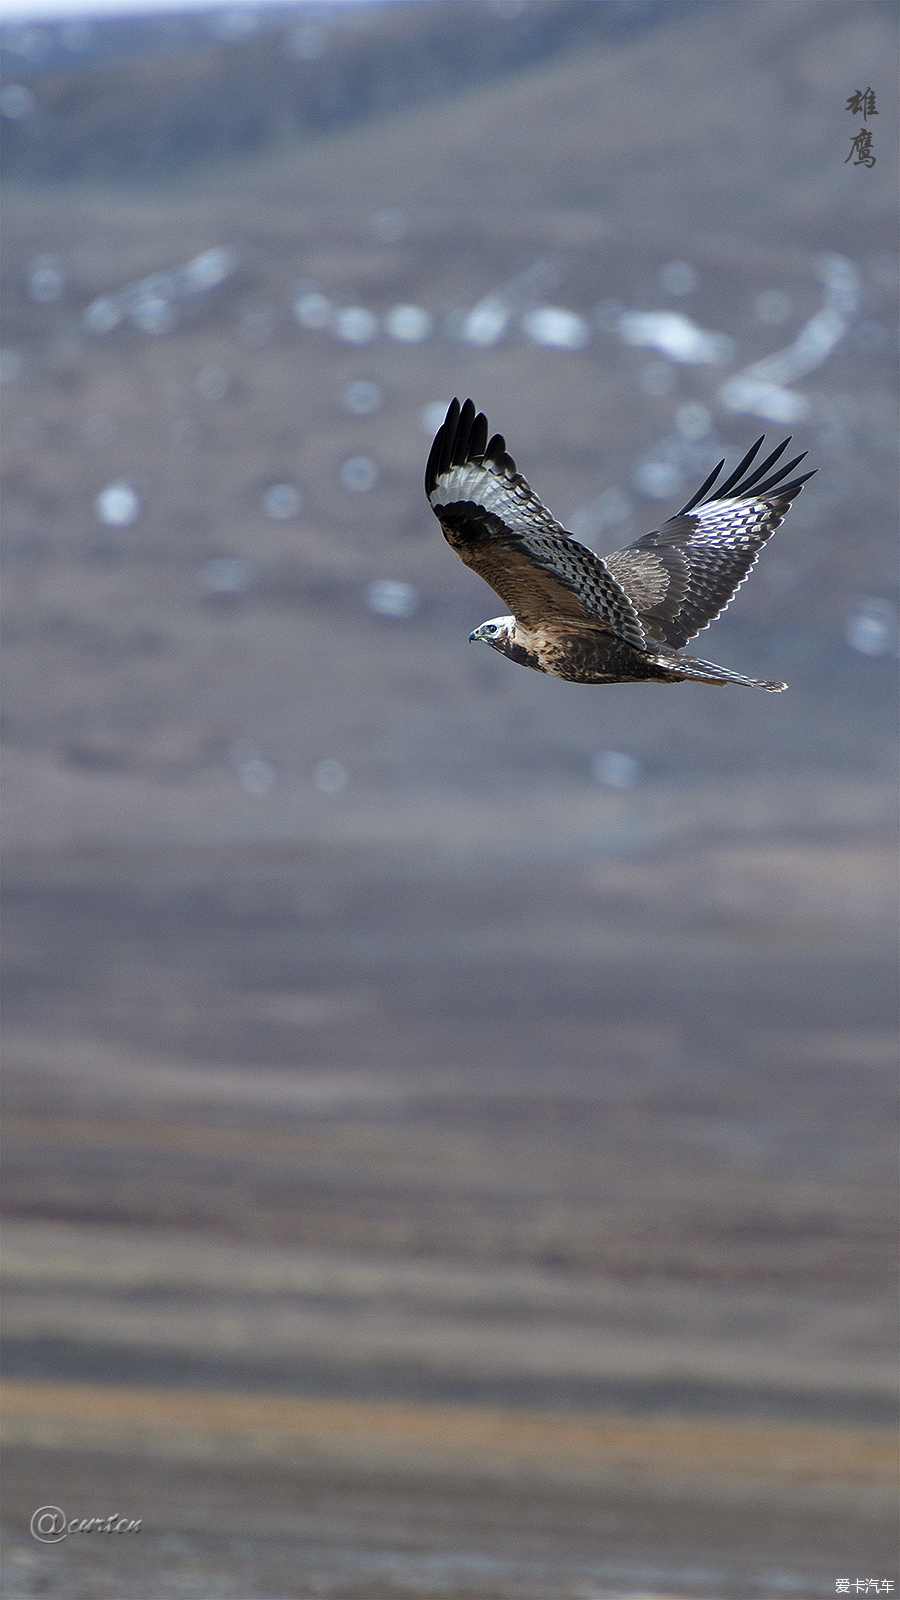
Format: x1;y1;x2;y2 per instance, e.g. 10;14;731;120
845;88;876;166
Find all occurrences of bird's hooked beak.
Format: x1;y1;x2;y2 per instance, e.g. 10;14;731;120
468;628;479;643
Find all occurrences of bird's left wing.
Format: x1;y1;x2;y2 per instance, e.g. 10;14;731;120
427;399;646;648
606;436;815;648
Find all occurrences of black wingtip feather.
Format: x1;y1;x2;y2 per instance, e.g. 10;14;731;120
454;397;477;465
679;459;725;515
733;436;791;495
469;409;489;461
770;468;817;501
424;397;458;495
677;436;814;516
745;451;806;495
715;436;765;498
425;397;499;496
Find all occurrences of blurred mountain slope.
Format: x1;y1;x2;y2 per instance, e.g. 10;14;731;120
1;0;896;853
0;1;716;181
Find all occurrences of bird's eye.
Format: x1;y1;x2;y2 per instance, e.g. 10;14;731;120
486;624;497;634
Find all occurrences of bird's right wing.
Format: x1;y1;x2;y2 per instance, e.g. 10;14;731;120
427;399;646;648
606;437;815;648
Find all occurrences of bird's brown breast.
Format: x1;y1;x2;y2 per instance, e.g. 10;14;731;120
517;621;612;682
515;620;668;685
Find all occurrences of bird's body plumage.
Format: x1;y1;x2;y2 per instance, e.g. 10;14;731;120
426;398;814;691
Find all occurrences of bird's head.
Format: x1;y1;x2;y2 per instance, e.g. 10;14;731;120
469;615;515;652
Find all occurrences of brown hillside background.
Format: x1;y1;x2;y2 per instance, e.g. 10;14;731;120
1;1;897;1596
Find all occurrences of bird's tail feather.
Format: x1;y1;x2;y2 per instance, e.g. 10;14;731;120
672;654;787;692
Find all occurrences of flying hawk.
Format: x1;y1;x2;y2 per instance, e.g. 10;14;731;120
426;397;814;691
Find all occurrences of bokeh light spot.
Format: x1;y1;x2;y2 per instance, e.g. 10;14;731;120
333;307;378;345
366;580;419;619
340;456;379;493
341;379;384;416
95;482;142;527
592;750;641;789
385;305;433;343
262;483;303;520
